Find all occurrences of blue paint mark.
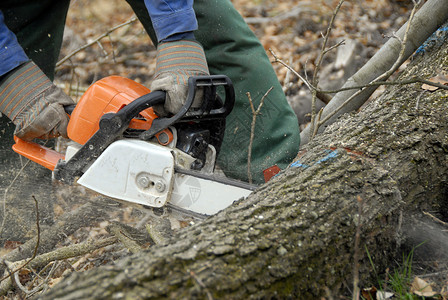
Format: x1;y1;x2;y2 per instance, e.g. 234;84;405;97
415;26;448;56
315;149;339;164
289;149;338;169
289;160;310;169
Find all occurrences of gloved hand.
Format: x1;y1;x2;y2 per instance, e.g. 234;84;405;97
0;61;74;141
150;40;209;116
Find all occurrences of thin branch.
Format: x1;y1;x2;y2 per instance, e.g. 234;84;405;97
0;237;118;296
270;49;311;90
312;108;323;138
3;262;24;300
56;16;138;67
310;0;345;141
422;211;448;228
270;49;332;104
26;261;59;296
312;0;345;86
323;39;345;55
315;77;448;94
246;87;274;184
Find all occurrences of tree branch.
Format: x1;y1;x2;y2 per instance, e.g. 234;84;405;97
246;87;273;184
56;16;138;67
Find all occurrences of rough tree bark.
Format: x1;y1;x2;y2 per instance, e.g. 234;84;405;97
42;35;448;298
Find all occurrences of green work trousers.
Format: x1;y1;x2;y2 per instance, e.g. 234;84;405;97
1;0;300;184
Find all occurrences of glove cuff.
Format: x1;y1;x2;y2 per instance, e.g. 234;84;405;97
0;61;52;122
154;40;209;82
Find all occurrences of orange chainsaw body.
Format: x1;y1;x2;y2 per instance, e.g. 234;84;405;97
13;76;172;170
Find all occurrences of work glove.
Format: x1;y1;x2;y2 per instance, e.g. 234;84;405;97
150;40;209;116
0;61;74;141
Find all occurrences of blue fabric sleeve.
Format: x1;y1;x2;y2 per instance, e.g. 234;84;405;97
144;0;198;42
0;10;29;76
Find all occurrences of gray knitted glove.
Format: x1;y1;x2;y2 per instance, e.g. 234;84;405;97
0;61;74;141
150;40;209;115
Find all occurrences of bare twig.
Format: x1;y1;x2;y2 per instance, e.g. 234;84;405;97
270;49;332;104
422;211;448;228
312;108;323;138
56;16;138;67
26;261;59;296
0;237;118;296
314;77;448;94
270;49;311;89
0;198;119;276
323;39;345;55
3;261;24;300
246;87;274;184
310;0;344;141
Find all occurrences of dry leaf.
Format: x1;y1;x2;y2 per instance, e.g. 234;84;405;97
422;74;448;91
410;276;436;297
376;290;394;300
440;286;448;300
3;240;23;250
361;286;377;300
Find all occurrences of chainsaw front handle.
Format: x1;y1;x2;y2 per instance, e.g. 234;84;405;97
139;75;235;140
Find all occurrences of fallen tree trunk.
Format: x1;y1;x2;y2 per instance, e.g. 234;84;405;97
42;35;448;298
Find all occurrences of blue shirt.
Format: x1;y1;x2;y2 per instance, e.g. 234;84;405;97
0;1;197;76
0;11;29;76
144;0;197;42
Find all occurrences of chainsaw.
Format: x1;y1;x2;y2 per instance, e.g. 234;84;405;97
12;75;255;218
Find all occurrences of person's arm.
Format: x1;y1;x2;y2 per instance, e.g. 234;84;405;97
0;11;28;76
143;1;209;115
0;10;74;141
143;0;197;42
